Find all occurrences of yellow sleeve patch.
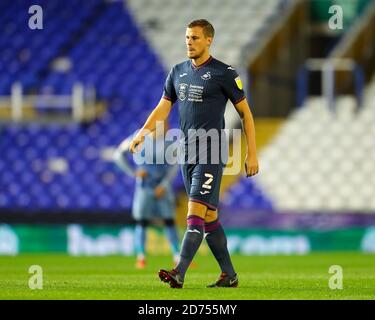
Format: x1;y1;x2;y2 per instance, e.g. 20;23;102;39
235;76;243;90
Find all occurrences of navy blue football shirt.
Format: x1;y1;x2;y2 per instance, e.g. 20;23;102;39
163;56;245;164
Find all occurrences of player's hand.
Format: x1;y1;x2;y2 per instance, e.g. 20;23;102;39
245;155;259;177
129;135;145;153
154;185;166;199
135;169;148;178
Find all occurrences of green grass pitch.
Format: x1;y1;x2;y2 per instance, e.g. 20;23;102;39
0;252;374;299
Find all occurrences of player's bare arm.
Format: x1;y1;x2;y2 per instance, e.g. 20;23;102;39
128;97;172;153
234;98;259;177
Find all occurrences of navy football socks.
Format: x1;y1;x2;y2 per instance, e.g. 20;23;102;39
175;215;204;279
205;219;236;277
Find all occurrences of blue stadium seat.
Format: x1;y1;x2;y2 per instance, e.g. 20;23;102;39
0;1;183;213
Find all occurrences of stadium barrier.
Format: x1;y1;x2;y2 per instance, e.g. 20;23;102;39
0;82;99;123
296;58;365;111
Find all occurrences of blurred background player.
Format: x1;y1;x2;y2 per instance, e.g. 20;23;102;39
113;121;180;269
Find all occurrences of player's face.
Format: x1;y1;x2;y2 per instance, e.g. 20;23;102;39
185;27;212;59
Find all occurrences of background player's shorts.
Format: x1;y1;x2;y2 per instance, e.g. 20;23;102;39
182;163;224;211
132;185;175;220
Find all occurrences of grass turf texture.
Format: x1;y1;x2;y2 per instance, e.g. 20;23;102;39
0;253;374;299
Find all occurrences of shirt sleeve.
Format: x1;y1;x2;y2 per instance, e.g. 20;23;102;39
221;67;246;105
162;67;177;103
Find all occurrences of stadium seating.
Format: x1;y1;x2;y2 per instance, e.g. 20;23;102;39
0;1;175;212
221;177;274;211
0;0;101;95
222;76;375;213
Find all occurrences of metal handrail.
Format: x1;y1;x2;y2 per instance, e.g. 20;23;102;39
296;58;364;112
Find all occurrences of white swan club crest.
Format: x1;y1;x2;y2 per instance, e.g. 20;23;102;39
201;71;211;80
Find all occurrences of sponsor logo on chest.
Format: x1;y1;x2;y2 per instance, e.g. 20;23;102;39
177;71;213;102
178;82;204;103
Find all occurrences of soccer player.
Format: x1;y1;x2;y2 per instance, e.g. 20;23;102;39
128;19;259;287
113;121;180;269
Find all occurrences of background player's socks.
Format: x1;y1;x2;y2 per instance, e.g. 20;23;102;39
134;223;146;258
175;215;204;279
165;224;180;259
205;219;236;277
